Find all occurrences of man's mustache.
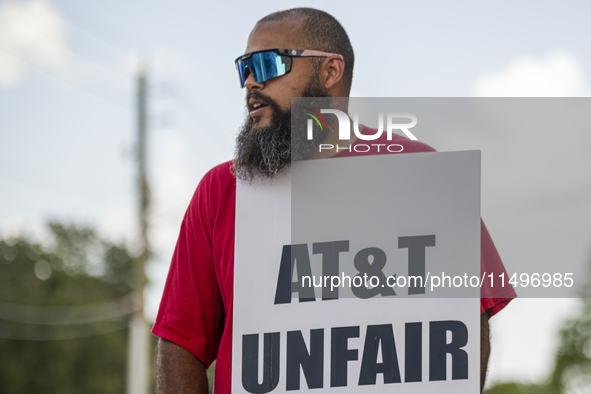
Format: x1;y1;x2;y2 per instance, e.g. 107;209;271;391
247;91;279;108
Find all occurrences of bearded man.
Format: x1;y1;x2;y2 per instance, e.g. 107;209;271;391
152;8;515;394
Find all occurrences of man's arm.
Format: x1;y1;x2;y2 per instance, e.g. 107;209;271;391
481;310;491;393
156;338;209;394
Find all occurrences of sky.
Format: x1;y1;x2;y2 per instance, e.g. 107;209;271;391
1;0;591;388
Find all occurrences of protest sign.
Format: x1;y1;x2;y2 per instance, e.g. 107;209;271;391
234;151;481;393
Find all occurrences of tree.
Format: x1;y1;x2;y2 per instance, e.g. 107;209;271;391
484;382;555;394
485;263;591;394
0;223;143;394
547;294;591;393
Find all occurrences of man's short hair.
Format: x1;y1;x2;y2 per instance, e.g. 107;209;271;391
257;8;355;95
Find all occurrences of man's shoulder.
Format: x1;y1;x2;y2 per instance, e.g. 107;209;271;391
196;161;236;191
203;160;235;182
189;161;236;205
183;161;236;225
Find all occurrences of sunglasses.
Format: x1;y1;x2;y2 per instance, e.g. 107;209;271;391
234;48;342;88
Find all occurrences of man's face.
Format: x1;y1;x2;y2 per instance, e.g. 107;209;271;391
233;20;330;181
243;20;316;128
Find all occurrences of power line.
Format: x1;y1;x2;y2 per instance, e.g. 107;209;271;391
0;319;128;341
55;0;149;53
0;293;139;325
0;6;132;80
0;47;129;111
1;3;230;154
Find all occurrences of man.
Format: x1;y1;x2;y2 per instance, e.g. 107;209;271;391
153;8;515;394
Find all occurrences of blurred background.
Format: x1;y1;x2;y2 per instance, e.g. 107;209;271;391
1;0;590;393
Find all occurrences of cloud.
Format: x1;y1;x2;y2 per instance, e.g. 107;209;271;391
97;203;137;250
0;0;66;86
120;48;192;80
96;130;197;256
151;130;197;250
473;50;590;97
349;88;368;98
0;216;28;238
469;52;591;385
459;51;591;220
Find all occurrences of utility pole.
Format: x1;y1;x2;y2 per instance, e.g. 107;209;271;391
127;56;150;394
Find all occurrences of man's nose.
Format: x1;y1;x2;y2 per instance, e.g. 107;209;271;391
244;68;264;90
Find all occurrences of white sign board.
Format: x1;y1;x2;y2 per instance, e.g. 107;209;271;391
234;151;481;394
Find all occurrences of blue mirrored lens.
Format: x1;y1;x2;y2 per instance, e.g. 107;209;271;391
237;59;248;88
249;51;286;83
237;51;290;88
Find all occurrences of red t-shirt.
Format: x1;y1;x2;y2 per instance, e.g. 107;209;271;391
152;131;516;393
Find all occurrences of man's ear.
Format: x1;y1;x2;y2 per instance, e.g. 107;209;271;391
320;55;345;91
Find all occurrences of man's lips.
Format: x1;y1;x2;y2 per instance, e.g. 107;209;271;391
249;98;269;117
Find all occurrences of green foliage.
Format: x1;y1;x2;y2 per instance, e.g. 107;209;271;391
0;223;138;394
484;381;556;394
548;297;591;393
207;361;216;394
486;264;591;394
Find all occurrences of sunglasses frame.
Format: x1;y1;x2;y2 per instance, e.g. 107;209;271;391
234;48;343;88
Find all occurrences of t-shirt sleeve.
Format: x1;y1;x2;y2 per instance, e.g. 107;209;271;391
151;173;224;367
480;219;517;317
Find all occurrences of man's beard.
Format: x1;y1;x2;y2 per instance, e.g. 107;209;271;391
232;76;329;182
